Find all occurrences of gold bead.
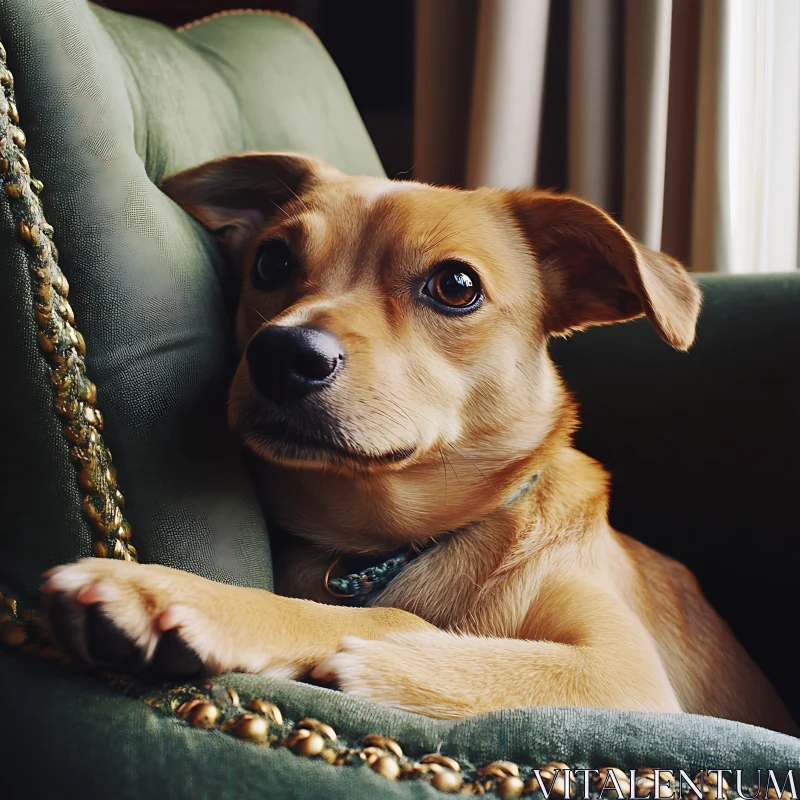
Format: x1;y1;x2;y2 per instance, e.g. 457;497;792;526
11;128;26;148
595;768;631;798
0;42;6;62
766;791;792;800
77;462;98;493
53;271;69;297
4;597;18;615
497;775;525;800
116;519;131;541
246;698;283;726
4;181;22;198
549;775;572;798
226;687;240;706
79;380;96;405
703;773;731;792
362;746;388;766
18;220;31;241
498;776;526;800
59;299;75;326
55;394;81;420
112;539;129;559
0;623;27;646
230;714;268;744
36;330;56;353
478;762;520;779
292;731;325;757
637;778;656;795
31;178;43;194
17;153;29;175
641;770;674;784
0;68;13;86
8;101;18;123
125;543;138;561
105;464;117;486
596;769;630;785
63;421;87;445
297;718;337;742
35;306;52;327
370;755;400;781
420;754;461;772
176;698;203;717
362;734;403;759
36;280;53;306
431;769;463;792
186;702;219;729
92;540;108;558
414;762;442;775
320;748;337;764
74;330;86;357
109;504;124;531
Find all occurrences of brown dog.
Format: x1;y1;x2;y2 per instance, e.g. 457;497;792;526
43;153;797;734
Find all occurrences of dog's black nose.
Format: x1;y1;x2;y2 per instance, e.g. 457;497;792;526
246;325;344;404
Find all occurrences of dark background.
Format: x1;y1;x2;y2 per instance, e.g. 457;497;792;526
96;0;572;188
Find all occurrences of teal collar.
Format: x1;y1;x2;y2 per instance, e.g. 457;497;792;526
324;472;540;604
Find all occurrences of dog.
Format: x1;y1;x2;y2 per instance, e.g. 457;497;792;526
42;153;797;735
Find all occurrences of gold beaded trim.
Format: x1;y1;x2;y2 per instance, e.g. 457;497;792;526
0;40;135;561
0;612;782;800
175;8;315;37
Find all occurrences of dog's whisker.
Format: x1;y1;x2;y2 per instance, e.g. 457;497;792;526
425;225;474;254
420;196;471;253
354;398;416;440
441;449;464;490
268;197;292;220
446;443;501;496
249;305;269;324
438;448;448;506
274;174;310;214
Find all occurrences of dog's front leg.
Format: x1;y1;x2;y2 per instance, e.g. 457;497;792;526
314;582;682;718
42;558;436;679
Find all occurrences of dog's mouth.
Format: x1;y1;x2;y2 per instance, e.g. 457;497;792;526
244;419;416;469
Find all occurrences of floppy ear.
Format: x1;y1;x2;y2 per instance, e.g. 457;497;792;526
160;152;339;259
505;191;702;350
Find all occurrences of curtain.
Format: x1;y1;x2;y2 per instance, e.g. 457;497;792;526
414;0;800;273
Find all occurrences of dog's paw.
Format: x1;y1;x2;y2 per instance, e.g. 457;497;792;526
41;558;267;678
312;631;463;718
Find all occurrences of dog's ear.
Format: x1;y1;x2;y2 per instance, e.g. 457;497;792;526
505;191;702;350
160;152;339;259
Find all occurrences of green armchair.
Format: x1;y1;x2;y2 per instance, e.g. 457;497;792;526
0;2;798;797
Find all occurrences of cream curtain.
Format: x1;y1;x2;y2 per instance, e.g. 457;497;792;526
414;0;800;273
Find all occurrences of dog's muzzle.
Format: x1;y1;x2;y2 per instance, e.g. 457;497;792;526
246;325;344;405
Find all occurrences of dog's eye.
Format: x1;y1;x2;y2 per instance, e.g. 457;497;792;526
252;240;294;290
424;262;482;310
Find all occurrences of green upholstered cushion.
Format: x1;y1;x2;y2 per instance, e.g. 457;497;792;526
0;2;798;797
2;649;800;799
0;0;383;603
551;272;800;717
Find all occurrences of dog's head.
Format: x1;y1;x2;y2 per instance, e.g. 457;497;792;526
161;153;701;548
